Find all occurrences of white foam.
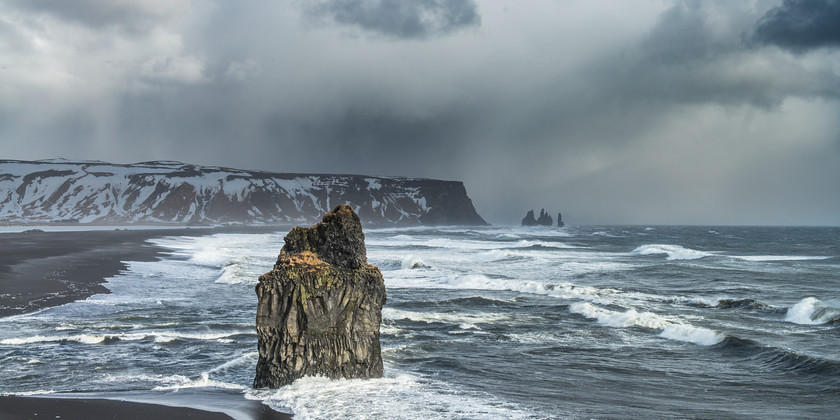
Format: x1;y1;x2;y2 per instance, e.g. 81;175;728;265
248;373;536;420
513;239;576;249
382;308;508;326
0;330;249;346
570;302;724;346
401;256;430;269
152;372;246;391
570;302;669;329
785;297;840;325
631;244;712;260
659;324;725;346
1;334;112;345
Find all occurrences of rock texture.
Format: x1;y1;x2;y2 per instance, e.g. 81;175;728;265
254;205;386;388
537;209;553;226
557;212;565;227
521;210;537;226
0;159;486;226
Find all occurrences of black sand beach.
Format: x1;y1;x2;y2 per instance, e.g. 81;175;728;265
0;227;292;419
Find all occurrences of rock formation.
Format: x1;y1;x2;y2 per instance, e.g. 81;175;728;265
254;205;386;388
536;209;553;226
522;209;565;227
0;159;487;226
521;210;537;226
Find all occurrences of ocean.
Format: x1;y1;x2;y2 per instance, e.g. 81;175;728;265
2;225;839;418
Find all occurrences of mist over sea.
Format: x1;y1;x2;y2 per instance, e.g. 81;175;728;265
2;225;839;418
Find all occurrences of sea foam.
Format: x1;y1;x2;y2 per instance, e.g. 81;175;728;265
631;244;712;260
570;302;725;346
785;297;840;325
248;372;536;420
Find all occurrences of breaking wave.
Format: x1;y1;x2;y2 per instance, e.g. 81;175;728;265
631;244;712;260
785;297;840;325
569;302;725;346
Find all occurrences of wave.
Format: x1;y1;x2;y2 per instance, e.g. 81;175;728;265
714;336;840;381
684;297;778;312
152;372;246;391
731;255;831;262
247;372;538;420
631;244;712;261
382;308;508;330
785;297;840;325
714;298;771;310
401;256;431;270
569;302;725;346
512;240;576;250
0;330;252;346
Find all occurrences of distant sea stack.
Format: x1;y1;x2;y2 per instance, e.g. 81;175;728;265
521;209;564;227
0;159;486;226
254;205;386;388
536;209;553;226
521;210;538;226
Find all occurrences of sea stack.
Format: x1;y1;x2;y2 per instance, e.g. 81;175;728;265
536;209;553;226
521;210;538;226
254;205;386;388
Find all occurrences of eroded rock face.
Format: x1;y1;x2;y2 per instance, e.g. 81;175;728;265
254;205;386;388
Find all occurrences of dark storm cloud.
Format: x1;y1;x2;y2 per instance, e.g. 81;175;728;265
2;0;840;225
753;0;840;52
589;1;840;109
305;0;480;39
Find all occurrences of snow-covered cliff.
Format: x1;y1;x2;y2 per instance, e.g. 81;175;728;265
0;160;486;226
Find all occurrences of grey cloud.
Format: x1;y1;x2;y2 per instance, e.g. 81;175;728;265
753;0;840;52
2;0;184;31
305;0;480;39
3;1;840;226
588;1;840;109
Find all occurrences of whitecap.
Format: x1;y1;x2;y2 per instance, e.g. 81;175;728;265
659;324;725;346
401;256;430;270
570;302;725;346
569;302;669;329
382;308;508;325
631;244;712;260
785;297;840;325
152;372;246;391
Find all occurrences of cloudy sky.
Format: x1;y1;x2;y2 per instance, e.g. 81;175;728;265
1;0;839;225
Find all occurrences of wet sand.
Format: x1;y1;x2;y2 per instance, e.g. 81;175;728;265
0;227;281;317
0;228;179;317
0;394;292;420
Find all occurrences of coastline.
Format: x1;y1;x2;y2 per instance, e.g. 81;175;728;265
0;226;282;317
0;226;293;419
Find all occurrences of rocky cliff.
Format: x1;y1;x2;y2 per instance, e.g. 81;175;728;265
254;205;385;388
0;159;486;226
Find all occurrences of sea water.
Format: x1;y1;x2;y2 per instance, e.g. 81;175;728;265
1;226;839;418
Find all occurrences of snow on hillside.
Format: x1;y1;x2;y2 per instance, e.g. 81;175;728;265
0;160;486;226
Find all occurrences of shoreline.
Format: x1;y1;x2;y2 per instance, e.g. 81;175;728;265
0;394;292;420
0;226;283;317
0;227;293;419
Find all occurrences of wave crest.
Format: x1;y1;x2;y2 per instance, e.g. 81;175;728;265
631;244;711;261
785;297;840;325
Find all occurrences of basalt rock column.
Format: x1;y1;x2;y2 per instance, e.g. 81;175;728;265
254;205;386;388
